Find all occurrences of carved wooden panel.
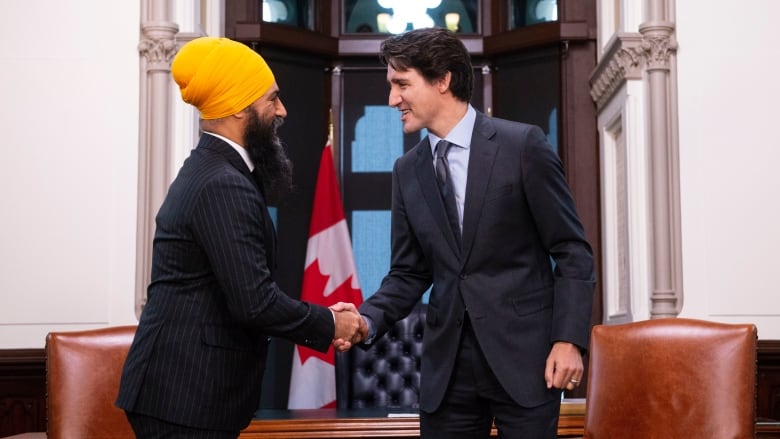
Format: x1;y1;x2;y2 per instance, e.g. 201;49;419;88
0;349;45;437
759;340;780;421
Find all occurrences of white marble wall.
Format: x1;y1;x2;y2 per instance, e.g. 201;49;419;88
676;0;780;336
0;0;142;347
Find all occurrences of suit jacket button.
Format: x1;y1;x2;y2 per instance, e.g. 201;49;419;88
459;273;468;280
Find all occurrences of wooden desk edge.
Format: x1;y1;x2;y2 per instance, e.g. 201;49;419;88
240;402;586;438
240;403;780;439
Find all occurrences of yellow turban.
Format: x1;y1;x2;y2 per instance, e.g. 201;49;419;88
171;37;275;120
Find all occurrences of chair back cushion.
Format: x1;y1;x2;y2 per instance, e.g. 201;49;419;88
584;318;757;439
336;304;426;409
46;325;137;439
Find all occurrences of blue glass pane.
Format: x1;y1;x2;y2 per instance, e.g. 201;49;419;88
547;107;558;154
352;211;391;300
352;106;405;172
268;207;278;228
350;106;431;173
352;210;431;303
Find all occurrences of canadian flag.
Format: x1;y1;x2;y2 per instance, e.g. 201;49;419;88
288;140;363;409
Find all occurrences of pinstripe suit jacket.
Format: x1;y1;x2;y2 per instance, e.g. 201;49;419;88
116;134;334;431
359;112;595;412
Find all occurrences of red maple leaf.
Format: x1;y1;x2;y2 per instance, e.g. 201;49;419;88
296;259;363;365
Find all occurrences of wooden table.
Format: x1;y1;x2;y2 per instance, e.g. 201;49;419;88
240;401;780;439
240;399;586;438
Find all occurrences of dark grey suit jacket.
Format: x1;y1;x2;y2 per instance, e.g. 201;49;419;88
359;112;595;412
116;134;334;431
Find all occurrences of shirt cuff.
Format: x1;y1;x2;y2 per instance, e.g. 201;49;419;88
361;314;377;344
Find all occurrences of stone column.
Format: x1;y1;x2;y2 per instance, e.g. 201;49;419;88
136;0;178;317
640;0;681;319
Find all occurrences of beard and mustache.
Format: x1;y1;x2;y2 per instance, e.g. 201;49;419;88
244;106;293;205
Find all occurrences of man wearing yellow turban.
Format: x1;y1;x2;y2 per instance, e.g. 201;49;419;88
116;37;366;438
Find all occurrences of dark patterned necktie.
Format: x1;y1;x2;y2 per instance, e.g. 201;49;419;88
435;140;461;247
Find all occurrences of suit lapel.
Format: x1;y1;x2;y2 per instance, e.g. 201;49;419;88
461;113;498;262
415;139;461;256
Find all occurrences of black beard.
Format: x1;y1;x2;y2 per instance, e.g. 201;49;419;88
244;107;293;205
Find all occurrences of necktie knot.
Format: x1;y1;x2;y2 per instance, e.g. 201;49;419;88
435;140;452;159
435;140;454;185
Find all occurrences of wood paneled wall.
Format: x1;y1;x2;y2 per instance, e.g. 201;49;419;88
0;350;46;436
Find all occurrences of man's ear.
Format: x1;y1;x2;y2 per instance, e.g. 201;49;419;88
233;107;250;120
437;71;452;94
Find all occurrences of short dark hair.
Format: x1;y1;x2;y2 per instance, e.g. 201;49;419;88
380;27;473;103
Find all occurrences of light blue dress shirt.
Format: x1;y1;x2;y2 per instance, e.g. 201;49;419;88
427;104;476;232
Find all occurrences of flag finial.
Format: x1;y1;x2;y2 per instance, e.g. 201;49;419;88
328;108;334;145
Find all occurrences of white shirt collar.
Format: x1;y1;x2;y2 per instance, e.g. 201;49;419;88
428;104;477;152
203;131;254;172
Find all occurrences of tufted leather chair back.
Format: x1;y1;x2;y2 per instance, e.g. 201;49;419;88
336;303;426;409
46;325;137;439
583;318;757;439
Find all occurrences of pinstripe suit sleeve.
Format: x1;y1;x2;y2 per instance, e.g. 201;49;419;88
192;171;333;352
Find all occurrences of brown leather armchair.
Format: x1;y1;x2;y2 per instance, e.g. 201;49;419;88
46;325;137;439
583;318;757;439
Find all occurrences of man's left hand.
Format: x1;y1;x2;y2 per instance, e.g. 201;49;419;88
544;341;584;391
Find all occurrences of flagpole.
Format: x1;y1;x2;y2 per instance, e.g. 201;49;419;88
328;108;334;154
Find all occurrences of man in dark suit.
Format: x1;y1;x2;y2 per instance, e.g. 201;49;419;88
116;37;365;438
354;28;595;438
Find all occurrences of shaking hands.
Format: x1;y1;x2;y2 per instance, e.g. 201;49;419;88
329;302;368;352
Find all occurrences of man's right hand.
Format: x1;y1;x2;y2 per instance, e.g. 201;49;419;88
330;302;368;352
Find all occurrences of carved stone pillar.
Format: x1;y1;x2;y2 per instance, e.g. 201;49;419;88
640;2;681;319
136;0;178;317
